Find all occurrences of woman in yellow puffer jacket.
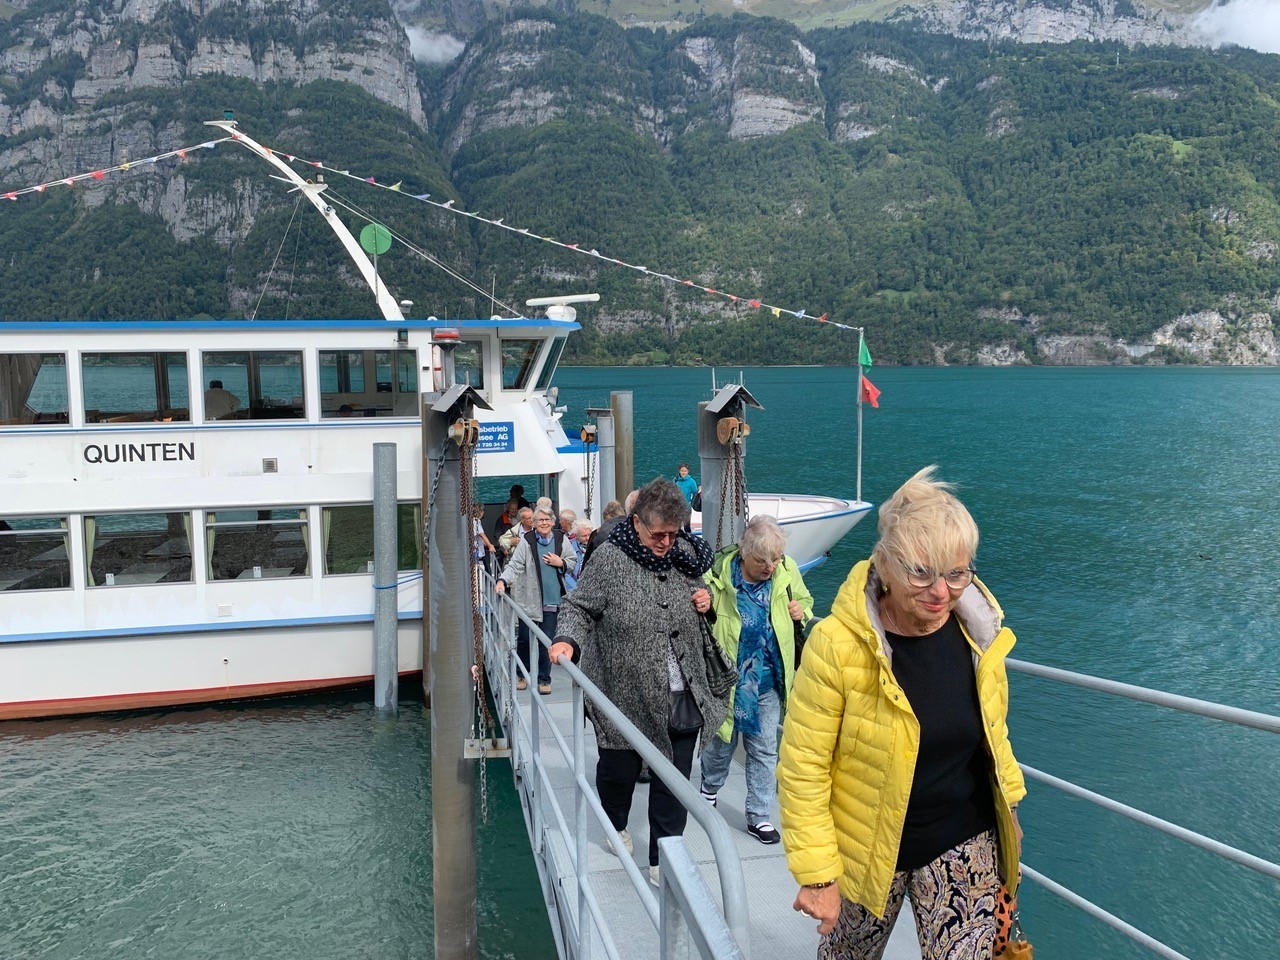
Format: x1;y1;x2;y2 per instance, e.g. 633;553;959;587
777;466;1026;960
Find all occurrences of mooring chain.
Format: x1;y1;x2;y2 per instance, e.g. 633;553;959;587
421;437;450;558
716;445;733;552
583;441;595;522
733;440;750;526
457;421;494;824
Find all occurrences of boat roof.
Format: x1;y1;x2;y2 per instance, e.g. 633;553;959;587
0;318;580;333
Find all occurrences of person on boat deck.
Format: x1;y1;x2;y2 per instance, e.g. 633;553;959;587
204;380;241;420
499;507;534;559
778;466;1025;960
559;509;577;539
566;521;595;590
549;478;729;887
699;515;813;846
496;507;577;695
494;498;520;546
674;463;700;505
471;503;495;571
509;484;532;510
582;499;624;568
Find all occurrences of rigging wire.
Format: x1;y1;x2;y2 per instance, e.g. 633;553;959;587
251;193;304;321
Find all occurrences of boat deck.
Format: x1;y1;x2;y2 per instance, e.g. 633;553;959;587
508;667;922;959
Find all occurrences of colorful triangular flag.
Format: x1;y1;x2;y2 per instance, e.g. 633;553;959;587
860;374;881;409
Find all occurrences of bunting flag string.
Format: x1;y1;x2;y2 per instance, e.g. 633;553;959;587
0;138;233;202
0;128;859;334
238;132;846;331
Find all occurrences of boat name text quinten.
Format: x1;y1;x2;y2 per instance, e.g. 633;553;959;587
82;442;196;465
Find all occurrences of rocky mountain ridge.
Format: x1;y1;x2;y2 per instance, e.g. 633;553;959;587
0;4;1276;365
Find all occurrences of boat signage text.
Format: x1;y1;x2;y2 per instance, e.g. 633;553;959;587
477;422;514;454
83;441;196;465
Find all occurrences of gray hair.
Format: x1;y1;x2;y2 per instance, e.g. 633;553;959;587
573;521;594;541
871;466;979;589
739;515;786;562
517;507;534;522
632;477;689;529
532;506;556;521
624;489;639;514
602;499;624;521
559;509;576;524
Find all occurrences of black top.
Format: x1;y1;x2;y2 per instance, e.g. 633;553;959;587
887;613;997;870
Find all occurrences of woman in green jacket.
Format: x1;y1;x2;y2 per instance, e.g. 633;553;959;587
777;466;1025;960
699;515;814;845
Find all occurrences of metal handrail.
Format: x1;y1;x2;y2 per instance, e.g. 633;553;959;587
478;573;750;959
1008;658;1280;960
1007;658;1280;733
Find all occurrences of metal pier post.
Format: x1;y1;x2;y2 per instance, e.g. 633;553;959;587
588;405;616;512
373;441;398;713
611;391;633;500
425;382;490;960
698;384;762;553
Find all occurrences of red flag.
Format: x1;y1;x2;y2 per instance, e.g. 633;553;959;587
860;374;881;408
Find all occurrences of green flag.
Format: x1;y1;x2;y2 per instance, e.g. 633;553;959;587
858;338;873;370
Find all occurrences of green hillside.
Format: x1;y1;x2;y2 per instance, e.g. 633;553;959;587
1;13;1278;365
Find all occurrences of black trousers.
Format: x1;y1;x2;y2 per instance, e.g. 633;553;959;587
596;727;700;867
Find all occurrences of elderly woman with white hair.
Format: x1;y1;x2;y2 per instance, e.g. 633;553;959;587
778;466;1026;960
699;515;813;845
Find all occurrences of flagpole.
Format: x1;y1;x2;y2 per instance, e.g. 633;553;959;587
856;327;865;504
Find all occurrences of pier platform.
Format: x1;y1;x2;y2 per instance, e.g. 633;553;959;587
500;663;922;960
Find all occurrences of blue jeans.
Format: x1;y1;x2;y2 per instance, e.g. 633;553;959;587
698;686;781;825
517;609;555;685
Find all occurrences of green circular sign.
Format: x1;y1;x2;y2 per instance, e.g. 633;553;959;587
360;223;392;256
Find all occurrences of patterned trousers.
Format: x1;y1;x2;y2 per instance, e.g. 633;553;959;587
819;829;1001;960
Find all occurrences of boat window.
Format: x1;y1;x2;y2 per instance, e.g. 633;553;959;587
535;337;567;391
500;339;541;390
395;350;418;392
0;516;71;591
201;351;304;421
321;504;423;574
84;512;192;586
319;350;368;418
205;508;309;581
82;353;190;424
0;353;68;426
454;341;484;389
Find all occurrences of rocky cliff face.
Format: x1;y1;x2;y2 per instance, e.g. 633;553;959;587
894;0;1197;47
0;0;425;145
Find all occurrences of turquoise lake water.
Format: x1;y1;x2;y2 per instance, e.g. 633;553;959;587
3;364;1278;959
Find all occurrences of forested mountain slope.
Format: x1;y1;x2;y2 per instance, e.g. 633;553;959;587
1;4;1277;365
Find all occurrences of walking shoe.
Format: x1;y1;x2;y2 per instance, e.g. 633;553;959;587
516;677;528;691
637;765;651;784
538;681;552;695
699;789;718;808
747;822;781;845
609;828;633;856
649;865;660;887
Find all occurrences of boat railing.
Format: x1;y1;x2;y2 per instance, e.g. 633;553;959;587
477;569;749;960
1006;658;1280;960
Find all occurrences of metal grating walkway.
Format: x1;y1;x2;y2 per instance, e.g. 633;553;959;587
503;664;922;960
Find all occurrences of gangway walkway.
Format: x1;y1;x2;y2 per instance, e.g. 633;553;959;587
477;582;922;960
477;582;1280;960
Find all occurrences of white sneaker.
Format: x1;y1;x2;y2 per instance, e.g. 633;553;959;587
649;865;660;887
611;828;633;856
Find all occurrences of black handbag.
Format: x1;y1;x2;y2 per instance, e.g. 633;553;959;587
668;688;702;733
786;584;807;665
698;614;738;698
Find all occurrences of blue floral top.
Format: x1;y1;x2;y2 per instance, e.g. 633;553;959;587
731;556;784;735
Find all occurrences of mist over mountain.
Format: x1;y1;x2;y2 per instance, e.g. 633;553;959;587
0;2;1277;365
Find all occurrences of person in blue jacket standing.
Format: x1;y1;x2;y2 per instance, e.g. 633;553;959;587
674;463;700;506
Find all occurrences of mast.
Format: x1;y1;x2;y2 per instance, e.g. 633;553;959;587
856;327;865;504
205;118;405;322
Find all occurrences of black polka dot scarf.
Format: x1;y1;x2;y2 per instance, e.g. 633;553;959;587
609;515;715;578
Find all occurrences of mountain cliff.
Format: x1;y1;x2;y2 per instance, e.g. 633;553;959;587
1;4;1277;366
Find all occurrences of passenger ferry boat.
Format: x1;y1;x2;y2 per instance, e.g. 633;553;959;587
0;120;871;720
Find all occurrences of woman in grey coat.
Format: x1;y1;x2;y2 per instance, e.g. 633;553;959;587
549;477;728;885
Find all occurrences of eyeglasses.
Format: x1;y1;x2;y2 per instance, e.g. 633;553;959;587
901;561;976;590
636;518;679;545
534;518;555;526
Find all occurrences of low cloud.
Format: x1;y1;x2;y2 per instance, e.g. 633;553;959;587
1194;0;1280;54
405;27;466;64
